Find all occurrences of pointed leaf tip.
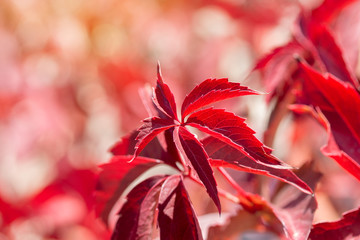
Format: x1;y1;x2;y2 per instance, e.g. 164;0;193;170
181;78;260;120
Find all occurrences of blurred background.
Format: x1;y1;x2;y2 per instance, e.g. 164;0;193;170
2;0;360;239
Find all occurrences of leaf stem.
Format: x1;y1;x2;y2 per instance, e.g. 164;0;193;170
217;167;248;197
186;172;258;211
187;173;240;204
216;167;257;210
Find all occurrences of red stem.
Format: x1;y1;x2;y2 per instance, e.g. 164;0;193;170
217;167;247;197
186;172;256;210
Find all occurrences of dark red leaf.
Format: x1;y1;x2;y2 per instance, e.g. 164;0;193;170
298;62;360;179
111;174;203;240
111;175;166;240
181;78;259;120
133;117;176;161
186;108;290;169
95;156;160;224
309;207;360;240
158;175;203;240
203;136;312;194
153;63;178;120
174;126;221;213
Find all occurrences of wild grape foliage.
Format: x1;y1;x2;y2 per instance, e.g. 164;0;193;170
95;0;360;239
95;64;315;239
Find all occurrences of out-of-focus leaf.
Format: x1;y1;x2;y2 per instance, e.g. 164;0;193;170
309;207;360;240
304;23;358;87
206;162;319;240
203;136;312;194
181;78;259;120
187;108;290;169
95;156;160;224
291;104;360;182
111;175;166;240
270;162;321;240
297;62;360;180
133;117;176;160
0;197;25;226
153;64;178;120
253;42;305;95
310;0;358;23
174;126;220;213
333;1;360;76
207;209;260;240
158;175;203;240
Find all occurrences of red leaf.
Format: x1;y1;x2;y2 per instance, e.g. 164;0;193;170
133;117;176;161
181;78;259;120
110;131;137;156
291;105;360;181
305;23;358;88
158;175;203;240
207;163;319;240
253;42;305;96
298;62;360;179
203;136;312;194
95;156;160;224
333;1;360;75
309;207;360;240
310;0;358;23
186;108;290;169
153;63;178;120
111;175;167;240
174;126;221;213
111;174;203;240
0;197;26;225
270;163;320;240
110;130;179;169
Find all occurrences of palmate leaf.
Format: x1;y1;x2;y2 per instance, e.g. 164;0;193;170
254;0;360;102
203;136;312;194
181;78;259;120
174;126;221;213
298;62;360;180
309;207;360;240
186;108;290;169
